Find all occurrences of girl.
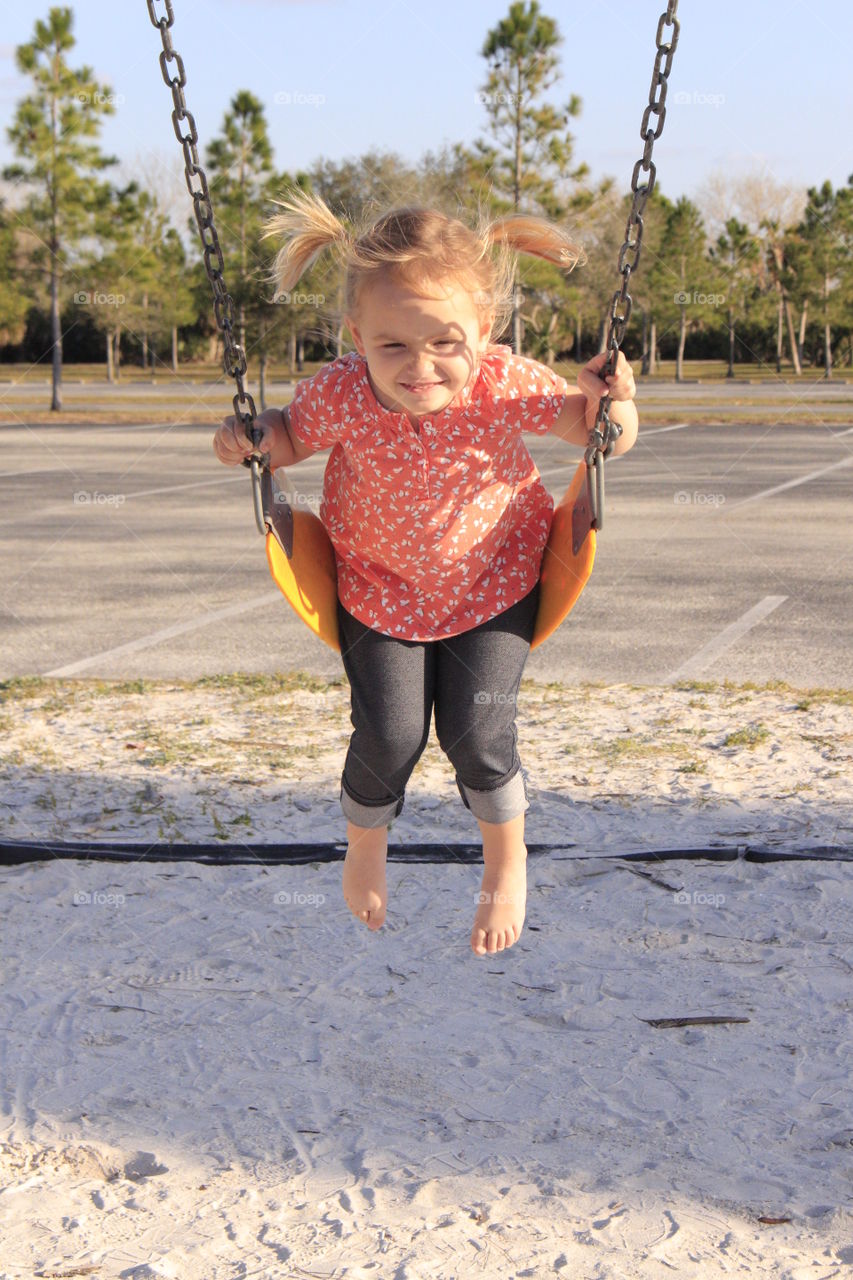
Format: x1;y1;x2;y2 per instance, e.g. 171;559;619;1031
213;190;637;956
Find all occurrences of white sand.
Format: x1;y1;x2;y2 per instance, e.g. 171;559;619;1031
1;677;852;1278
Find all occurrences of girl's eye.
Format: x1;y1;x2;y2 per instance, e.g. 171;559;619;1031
433;341;456;349
382;343;403;349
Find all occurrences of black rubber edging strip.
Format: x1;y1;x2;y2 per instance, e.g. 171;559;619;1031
0;840;851;866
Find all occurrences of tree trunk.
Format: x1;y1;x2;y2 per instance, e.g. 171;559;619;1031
640;309;649;376
49;90;62;412
574;311;582;363
106;330;115;384
823;273;832;380
775;297;783;374
142;292;149;372
797;298;808;369
783;296;802;375
50;257;62;411
649;320;657;376
726;307;735;378
676;307;687;382
296;336;304;371
288;330;296;375
171;325;178;373
114;326;122;381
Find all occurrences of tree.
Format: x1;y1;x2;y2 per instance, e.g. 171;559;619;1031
3;7;116;409
709;218;761;377
205;90;275;397
650;197;709;380
478;1;587;353
793;181;851;378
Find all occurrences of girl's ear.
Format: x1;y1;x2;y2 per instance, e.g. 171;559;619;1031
346;315;366;355
478;311;495;349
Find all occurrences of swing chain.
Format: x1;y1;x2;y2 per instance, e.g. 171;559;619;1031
146;0;270;536
585;0;680;531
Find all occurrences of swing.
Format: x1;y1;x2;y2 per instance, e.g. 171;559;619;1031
148;0;680;652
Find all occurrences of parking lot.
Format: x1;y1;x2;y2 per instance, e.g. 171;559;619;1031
1;389;851;687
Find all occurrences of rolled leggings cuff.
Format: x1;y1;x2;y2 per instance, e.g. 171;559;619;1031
340;783;402;829
457;769;529;824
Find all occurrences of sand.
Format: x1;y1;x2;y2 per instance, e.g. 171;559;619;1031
1;675;851;1278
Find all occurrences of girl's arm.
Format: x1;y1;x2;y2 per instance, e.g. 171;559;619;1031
549;352;638;456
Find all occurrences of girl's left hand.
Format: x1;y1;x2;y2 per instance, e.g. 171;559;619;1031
578;351;636;403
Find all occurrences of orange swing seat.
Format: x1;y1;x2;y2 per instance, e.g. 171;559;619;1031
265;458;595;652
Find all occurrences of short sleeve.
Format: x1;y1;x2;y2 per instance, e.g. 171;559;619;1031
287;354;361;451
481;346;570;437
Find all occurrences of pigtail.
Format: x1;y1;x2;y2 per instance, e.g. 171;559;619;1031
263;188;352;297
484;214;586;274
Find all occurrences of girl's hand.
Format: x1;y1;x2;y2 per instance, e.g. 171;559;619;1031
577;351;636;404
212;407;284;467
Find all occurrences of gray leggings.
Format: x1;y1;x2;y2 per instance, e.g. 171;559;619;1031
337;581;540;828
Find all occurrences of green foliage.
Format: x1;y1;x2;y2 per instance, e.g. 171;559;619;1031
2;7;852;377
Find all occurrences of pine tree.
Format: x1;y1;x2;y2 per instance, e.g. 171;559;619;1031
3;7;116;409
478;1;587;353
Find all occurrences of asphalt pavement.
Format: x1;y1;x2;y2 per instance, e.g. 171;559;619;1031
1;398;851;687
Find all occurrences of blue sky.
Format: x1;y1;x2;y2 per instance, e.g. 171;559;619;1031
1;0;851;214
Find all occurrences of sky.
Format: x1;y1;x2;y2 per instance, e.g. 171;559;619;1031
1;0;851;224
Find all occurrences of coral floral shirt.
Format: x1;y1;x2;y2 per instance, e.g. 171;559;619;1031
287;343;570;640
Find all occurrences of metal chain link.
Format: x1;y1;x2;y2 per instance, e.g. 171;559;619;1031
584;0;680;532
146;0;270;536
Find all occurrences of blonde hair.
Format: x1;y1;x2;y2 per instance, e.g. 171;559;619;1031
263;188;585;339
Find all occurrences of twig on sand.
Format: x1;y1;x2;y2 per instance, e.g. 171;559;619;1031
639;1015;751;1028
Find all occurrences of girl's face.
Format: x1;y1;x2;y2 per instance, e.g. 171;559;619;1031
346;274;493;423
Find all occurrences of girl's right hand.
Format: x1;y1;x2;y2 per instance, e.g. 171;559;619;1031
212;407;284;467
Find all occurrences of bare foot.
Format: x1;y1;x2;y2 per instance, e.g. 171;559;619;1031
343;822;388;930
471;816;527;955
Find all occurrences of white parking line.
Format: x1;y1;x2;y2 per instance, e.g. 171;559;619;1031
638;422;690;437
121;475;245;500
44;592;283;677
663;595;788;683
725;454;853;510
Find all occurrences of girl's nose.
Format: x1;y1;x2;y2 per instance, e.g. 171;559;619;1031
408;351;434;373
